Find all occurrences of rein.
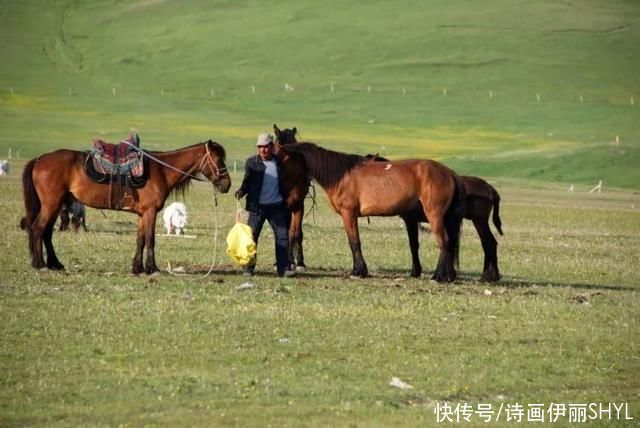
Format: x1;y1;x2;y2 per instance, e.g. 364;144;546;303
121;140;226;183
198;144;229;183
199;187;220;278
304;180;318;224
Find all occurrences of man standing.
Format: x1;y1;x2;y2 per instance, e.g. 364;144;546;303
235;133;295;277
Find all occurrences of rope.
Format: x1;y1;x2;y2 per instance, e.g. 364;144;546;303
199;186;220;278
165;186;221;278
120;140;207;182
304;180;318;224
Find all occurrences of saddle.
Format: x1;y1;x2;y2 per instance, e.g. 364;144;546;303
84;133;149;209
90;133;144;178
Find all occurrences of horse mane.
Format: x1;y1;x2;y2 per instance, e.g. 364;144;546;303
147;140;226;160
169;178;192;200
364;153;389;162
283;142;367;188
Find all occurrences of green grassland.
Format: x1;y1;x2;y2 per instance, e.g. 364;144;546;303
1;0;639;187
1;168;639;426
1;0;640;426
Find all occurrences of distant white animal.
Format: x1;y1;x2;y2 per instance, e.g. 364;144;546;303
0;160;9;176
162;202;188;235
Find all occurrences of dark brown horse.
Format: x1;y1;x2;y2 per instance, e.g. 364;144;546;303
277;142;465;282
273;124;311;270
458;176;503;281
366;154;503;282
21;140;231;274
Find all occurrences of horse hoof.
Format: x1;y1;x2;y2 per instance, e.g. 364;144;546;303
431;273;456;283
48;262;65;271
148;270;162;277
481;267;500;283
349;270;368;279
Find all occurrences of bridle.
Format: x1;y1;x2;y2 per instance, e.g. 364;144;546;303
199;143;229;183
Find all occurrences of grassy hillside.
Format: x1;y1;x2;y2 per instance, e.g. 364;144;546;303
0;0;639;187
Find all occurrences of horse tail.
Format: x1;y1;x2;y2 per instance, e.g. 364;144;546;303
21;158;41;235
445;175;465;268
491;186;504;236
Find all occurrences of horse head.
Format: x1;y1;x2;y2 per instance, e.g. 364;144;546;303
273;124;298;145
200;140;231;193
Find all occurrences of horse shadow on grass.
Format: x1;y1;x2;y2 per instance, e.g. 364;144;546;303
147;263;636;292
371;268;636;292
179;264;347;279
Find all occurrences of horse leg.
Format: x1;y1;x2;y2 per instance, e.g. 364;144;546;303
131;215;145;275
341;212;368;277
142;209;159;274
290;209;306;270
473;218;500;282
59;207;70;231
29;220;46;269
423;209;456;283
401;214;422;277
30;205;61;269
43;218;64;270
296;227;305;270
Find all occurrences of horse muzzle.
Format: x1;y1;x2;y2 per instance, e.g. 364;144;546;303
214;175;232;193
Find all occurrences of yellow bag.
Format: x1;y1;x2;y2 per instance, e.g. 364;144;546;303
226;221;256;266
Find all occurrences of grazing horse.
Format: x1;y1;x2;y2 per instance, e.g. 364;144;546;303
277;142;465;282
273;124;311;270
365;154;503;282
21;140;231;274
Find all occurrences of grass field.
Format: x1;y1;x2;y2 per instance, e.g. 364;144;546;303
1;0;639;426
1;166;639;426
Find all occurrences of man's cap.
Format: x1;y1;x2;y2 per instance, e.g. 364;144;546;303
256;133;274;147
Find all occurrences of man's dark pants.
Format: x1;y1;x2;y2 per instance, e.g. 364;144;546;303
244;202;291;276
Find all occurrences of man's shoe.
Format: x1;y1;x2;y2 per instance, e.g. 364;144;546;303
283;270;297;278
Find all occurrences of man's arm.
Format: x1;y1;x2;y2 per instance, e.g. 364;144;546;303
235;159;252;199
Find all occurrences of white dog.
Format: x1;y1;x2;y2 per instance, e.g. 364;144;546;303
0;160;9;176
162;202;188;235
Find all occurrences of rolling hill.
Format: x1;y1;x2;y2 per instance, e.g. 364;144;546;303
1;0;638;187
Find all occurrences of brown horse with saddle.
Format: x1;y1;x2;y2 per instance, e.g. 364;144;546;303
21;135;231;274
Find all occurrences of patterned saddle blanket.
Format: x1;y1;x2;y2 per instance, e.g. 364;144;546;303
84;133;148;188
90;133;144;177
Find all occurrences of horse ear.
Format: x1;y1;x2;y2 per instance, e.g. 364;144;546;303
292;127;297;135
273;124;281;137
